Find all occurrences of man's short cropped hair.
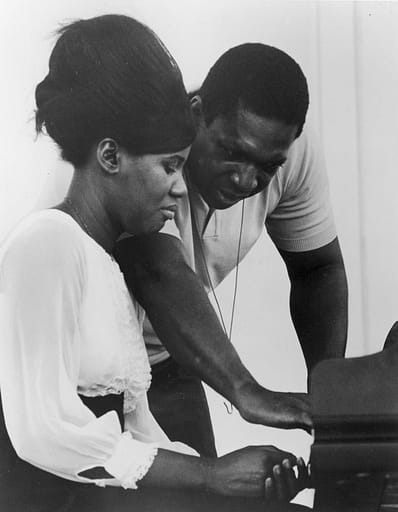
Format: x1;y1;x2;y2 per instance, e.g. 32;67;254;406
199;43;309;137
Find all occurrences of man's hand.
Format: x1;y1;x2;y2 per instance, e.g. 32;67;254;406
235;382;312;432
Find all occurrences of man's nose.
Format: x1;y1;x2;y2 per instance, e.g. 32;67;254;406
230;165;258;193
170;170;187;198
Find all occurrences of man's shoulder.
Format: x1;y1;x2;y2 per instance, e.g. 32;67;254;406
276;125;323;190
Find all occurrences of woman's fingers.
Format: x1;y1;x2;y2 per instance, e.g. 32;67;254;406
266;458;308;503
264;476;274;501
273;464;288;500
282;459;299;498
275;460;297;500
297;457;311;489
264;455;310;504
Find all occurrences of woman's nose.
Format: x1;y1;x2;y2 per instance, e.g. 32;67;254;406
170;171;187;198
230;166;258;193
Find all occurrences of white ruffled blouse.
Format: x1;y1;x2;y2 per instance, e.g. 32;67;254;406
0;210;195;490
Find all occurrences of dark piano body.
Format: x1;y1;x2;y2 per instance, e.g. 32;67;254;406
309;323;398;511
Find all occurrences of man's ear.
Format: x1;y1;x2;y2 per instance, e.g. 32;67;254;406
97;138;120;174
190;95;205;127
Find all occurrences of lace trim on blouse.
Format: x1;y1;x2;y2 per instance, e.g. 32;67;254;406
101;432;159;489
79;250;151;413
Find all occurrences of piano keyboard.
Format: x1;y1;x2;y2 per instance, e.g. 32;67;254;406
380;473;398;510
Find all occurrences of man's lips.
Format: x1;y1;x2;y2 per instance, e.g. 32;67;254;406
216;180;269;204
216;188;247;204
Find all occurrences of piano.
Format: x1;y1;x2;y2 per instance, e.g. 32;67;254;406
310;322;398;511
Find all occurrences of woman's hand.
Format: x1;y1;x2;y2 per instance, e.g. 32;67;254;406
265;456;310;502
206;445;306;499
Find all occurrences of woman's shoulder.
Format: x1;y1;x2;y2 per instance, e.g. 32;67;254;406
1;210;87;273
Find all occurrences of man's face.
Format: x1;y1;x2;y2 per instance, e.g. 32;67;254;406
187;106;299;209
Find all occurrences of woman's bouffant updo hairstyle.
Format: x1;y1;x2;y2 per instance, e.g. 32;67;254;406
35;15;196;167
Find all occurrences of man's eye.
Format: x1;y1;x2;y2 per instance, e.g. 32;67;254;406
221;147;233;158
223;147;242;161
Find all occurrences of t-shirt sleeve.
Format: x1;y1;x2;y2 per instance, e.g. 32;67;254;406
265;128;337;252
0;219;157;489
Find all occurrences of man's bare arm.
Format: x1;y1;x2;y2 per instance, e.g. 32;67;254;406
114;233;311;430
279;237;348;375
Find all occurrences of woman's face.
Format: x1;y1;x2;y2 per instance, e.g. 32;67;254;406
113;146;190;235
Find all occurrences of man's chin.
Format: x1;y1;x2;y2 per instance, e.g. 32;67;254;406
210;190;242;209
214;201;238;210
203;196;233;210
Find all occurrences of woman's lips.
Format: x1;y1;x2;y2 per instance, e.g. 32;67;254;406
160;205;177;220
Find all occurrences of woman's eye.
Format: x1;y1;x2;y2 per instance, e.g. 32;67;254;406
164;162;178;174
261;162;283;176
163;156;184;174
165;165;177;174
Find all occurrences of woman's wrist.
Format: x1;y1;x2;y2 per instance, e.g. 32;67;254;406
199;457;214;494
140;448;214;492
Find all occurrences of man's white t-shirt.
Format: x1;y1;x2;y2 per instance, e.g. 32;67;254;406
146;128;337;364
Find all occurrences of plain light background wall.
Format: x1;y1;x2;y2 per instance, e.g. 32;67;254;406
1;0;398;470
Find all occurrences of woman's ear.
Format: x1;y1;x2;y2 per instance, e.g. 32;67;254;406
190;95;205;128
97;138;120;174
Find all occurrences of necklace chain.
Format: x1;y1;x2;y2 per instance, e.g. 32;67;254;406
64;197;94;239
192;199;245;344
65;194;245;415
192;199;245;415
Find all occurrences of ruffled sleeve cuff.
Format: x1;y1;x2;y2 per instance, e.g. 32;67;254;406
104;431;158;489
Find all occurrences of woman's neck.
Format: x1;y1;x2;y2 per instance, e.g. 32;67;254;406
56;173;120;255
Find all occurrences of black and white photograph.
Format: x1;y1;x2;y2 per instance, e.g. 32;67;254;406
0;1;398;510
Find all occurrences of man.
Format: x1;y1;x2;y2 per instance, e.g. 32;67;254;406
114;44;347;457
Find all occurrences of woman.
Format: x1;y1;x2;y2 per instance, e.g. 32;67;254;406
0;14;308;512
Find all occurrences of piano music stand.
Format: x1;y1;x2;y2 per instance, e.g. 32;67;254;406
309;323;398;511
